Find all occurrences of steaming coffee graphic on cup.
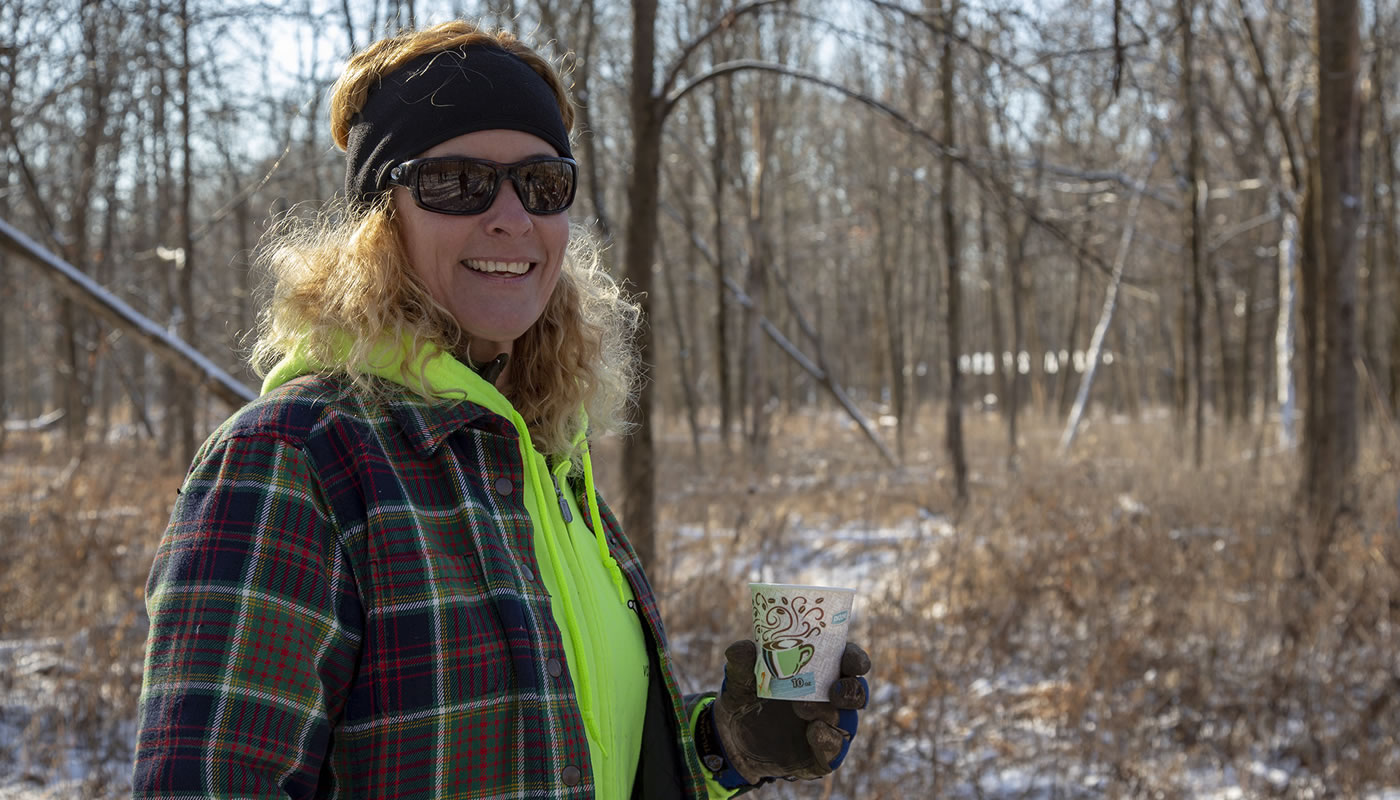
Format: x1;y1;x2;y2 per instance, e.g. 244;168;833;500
762;637;815;680
750;583;855;700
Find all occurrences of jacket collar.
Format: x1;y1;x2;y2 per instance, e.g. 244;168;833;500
263;334;522;456
384;391;518;455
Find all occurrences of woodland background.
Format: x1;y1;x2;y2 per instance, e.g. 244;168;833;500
2;0;1398;797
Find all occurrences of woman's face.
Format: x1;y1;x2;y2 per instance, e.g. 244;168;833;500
394;129;570;364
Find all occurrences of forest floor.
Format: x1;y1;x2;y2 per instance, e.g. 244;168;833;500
1;406;1398;798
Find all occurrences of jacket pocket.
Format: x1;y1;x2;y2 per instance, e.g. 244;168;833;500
363;552;512;708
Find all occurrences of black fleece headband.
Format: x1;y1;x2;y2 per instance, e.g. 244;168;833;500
344;45;572;202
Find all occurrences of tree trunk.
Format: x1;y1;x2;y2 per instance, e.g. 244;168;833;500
155;3;183;459
979;200;1008;441
0;45;12;450
622;0;663;574
1300;161;1323;465
938;0;967;501
340;0;357;52
1364;50;1392;402
1211;259;1235;426
1175;287;1190;434
1006;212;1029;463
660;209;704;468
59;0;116;443
1308;0;1362;521
1181;0;1207;466
1059;156;1154;457
878;156;910;462
1059;207;1089;419
96;155;120;439
1240;237;1261;424
740;225;770;458
1363;129;1381;397
1276;191;1300;448
1379;56;1400;413
709;76;735;453
741;45;777;459
176;0;197;461
576;0;614;240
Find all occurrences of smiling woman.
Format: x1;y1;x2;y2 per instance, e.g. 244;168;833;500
130;18;870;800
245;26;629;460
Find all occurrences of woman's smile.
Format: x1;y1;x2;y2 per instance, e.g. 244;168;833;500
462;258;534;276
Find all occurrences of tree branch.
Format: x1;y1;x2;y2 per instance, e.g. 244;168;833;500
660;201;898;467
668;58;1161;299
666;59;951;154
1235;0;1303;196
658;0;791;101
1011;159;1180;208
865;0;1049;96
0;216;256;408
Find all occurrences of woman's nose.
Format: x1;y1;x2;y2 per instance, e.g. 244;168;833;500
482;180;534;235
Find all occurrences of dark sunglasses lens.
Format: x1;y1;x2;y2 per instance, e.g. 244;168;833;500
515;161;576;214
417;160;497;213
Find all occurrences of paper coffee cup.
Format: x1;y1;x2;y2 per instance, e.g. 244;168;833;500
750;582;855;701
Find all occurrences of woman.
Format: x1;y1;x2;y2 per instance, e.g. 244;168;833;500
133;20;869;799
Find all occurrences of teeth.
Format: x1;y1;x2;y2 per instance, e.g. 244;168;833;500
464;259;531;275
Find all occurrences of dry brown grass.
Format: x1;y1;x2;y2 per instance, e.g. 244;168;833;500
0;434;183;796
2;407;1397;798
634;408;1400;798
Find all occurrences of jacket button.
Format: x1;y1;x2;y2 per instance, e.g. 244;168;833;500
546;657;563;678
561;765;581;786
521;567;534;582
626;599;636;610
493;476;513;496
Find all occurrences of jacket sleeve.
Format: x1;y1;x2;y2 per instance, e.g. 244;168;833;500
132;431;363;799
686;695;746;799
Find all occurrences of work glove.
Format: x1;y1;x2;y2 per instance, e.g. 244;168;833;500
699;639;870;789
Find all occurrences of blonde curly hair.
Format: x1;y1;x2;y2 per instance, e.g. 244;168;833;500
250;21;637;463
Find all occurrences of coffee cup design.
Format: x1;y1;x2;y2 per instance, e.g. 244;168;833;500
761;639;815;680
750;583;855;700
752;589;835;698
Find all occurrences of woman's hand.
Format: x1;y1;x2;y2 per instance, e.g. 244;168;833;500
708;640;870;784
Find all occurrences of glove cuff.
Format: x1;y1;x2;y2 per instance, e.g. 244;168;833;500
695;701;771;791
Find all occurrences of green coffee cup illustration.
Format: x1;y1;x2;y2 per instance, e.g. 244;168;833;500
761;638;815;680
750;582;856;700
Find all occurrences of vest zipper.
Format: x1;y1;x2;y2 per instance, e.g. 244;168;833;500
551;473;574;523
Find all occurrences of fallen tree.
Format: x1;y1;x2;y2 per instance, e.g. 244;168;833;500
0;216;256;409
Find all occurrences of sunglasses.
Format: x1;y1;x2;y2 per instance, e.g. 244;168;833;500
389;156;578;215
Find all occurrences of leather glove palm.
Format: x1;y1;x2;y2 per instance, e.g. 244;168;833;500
709;639;870;783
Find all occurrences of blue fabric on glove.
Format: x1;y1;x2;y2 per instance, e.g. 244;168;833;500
827;677;867;770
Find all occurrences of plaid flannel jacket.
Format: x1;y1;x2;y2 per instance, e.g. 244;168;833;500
133;375;710;799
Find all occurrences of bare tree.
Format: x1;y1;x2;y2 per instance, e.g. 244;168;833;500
706;0;737;453
1376;21;1400;414
1305;0;1362;521
0;31;13;448
173;0;198;461
621;0;894;567
937;0;967;502
1180;0;1207;466
1060;155;1158;458
622;0;666;570
53;0;124;443
4;0;1392;571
